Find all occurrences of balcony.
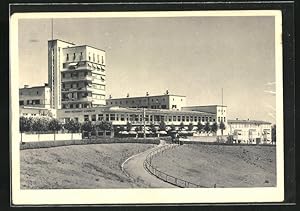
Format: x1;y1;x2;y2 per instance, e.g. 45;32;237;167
61;87;93;93
62;96;93;103
61;75;93;82
62;61;105;72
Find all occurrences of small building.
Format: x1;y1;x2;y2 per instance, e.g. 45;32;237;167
19;106;56;118
19;84;51;108
106;93;186;110
227;119;272;144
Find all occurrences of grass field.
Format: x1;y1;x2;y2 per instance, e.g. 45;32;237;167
151;144;276;187
21;143;155;189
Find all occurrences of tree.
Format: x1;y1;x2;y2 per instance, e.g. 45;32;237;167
64;119;81;140
32;117;49;141
170;124;176;131
219;121;226;136
48;118;62;141
188;123;194;131
271;124;276;144
96;121;112;137
81;121;94;140
19;116;32;143
149;123;157;133
159;120;166;131
211;122;218;135
197;121;204;133
179;122;185;131
126;122;132;132
204;122;211;136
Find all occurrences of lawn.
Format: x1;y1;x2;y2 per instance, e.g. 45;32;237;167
20;143;155;189
151;144;276;188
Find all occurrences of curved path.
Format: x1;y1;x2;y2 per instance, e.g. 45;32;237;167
122;140;176;188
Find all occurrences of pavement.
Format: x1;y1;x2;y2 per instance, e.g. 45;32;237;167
122;140;176;188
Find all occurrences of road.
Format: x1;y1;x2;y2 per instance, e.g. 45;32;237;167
122;140;176;188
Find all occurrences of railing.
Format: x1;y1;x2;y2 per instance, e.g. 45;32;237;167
143;144;207;188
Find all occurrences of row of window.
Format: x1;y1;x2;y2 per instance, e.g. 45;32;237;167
217;116;226;123
19;100;41;106
66;52;104;64
80;113;216;123
108;97;183;105
62;103;92;109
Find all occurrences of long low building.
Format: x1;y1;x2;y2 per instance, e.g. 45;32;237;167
56;106;227;135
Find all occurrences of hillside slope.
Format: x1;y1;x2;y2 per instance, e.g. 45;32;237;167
151;144;276;187
21;143;155;189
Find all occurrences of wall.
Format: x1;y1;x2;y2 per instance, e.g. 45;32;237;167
21;133;82;142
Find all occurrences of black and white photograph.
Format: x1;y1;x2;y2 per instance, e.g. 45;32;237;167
10;10;284;205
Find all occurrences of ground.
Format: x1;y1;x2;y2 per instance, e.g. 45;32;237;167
151;144;276;187
20;143;155;189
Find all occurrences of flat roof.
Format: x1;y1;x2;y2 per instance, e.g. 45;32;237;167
58;106;214;116
183;105;227;107
48;39;75;45
108;94;186;100
19;85;49;90
63;45;106;52
227;119;272;125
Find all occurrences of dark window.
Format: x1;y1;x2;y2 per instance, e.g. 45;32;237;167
19;101;24;105
92;115;96;121
98;114;103;121
66;54;69;61
161;105;167;109
84;115;89;121
70;104;73;108
73;53;76;60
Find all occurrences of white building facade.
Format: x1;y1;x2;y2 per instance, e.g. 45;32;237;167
227;119;272;144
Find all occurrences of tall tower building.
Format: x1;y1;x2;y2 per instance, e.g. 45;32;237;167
48;39;106;109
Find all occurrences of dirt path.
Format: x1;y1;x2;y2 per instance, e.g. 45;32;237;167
122;140;176;188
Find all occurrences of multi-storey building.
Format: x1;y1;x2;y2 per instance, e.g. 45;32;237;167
106;93;186;110
227;119;272;144
19;84;51;108
48;39;106;109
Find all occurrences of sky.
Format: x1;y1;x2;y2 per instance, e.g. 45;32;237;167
18;15;276;123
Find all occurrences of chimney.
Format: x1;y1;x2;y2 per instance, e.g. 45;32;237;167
24;85;29;88
127;93;130;98
109;95;112;99
44;83;48;87
236;118;238;120
165;89;169;95
146;92;149;96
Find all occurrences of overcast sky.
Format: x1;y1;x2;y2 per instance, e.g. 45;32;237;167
18;15;276;123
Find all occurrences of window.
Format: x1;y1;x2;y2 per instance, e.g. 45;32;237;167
97;55;99;63
19;101;24;105
206;117;208;122
84;115;89;121
101;56;104;64
88;53;91;61
182;116;185;122
62;73;65;78
73;53;76;60
93;53;95;62
173;116;176;121
161;105;167;109
98;114;104;121
120;114;125;121
80;52;83;60
172;105;177;109
177;116;181;121
194;116;197;122
66;54;69;61
186;116;189;121
168;116;172;122
224;117;226;122
92;115;96;121
209;117;212;122
218;117;220;122
106;114;109;121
